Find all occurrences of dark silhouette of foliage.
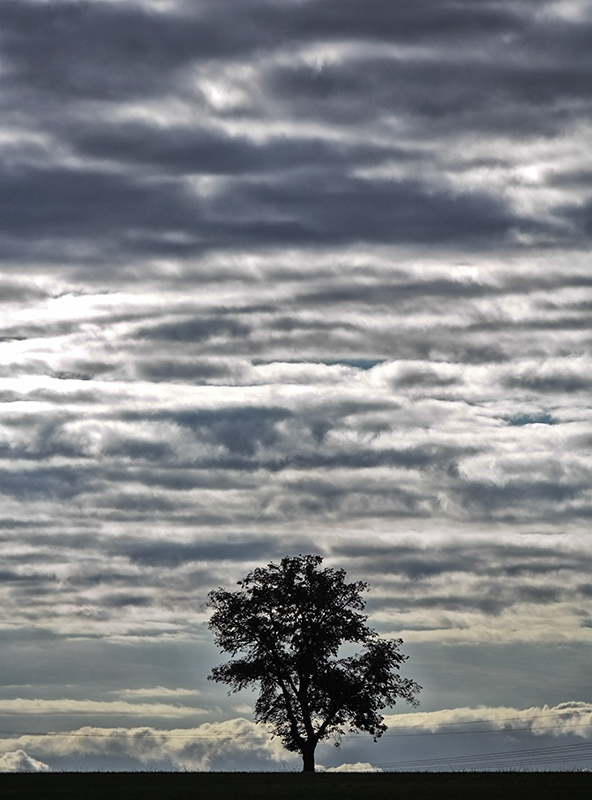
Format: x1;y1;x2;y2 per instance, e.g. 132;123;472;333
207;554;421;772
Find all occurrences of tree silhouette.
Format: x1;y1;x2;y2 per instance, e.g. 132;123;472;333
207;554;421;772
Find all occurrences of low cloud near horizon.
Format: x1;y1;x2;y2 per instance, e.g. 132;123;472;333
0;703;590;772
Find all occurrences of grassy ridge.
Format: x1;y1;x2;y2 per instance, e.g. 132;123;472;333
0;771;590;800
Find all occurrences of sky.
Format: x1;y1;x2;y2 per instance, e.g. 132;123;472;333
0;0;591;773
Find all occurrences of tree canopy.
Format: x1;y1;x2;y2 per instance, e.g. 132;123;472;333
207;554;421;771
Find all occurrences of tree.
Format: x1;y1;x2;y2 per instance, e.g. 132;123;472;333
207;554;421;772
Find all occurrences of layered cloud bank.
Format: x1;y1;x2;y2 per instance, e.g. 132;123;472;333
383;701;592;739
0;718;288;772
0;0;591;770
0;703;590;772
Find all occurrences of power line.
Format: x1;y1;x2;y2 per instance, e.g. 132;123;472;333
386;710;591;729
373;740;592;770
379;722;592;738
0;723;590;741
0;707;589;741
368;730;592;771
1;719;591;772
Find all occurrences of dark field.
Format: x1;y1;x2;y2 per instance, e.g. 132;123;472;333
1;771;590;800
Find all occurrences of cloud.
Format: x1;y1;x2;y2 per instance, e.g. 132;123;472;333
0;169;523;265
392;366;462;389
0;164;206;263
0;0;265;100
0;0;591;769
0;466;90;500
323;762;383;772
135;359;237;383
0;750;51;773
0;280;49;303
102;439;174;462
115;687;202;699
69;121;393;175
504;369;592;393
0;704;589;772
136;317;252;343
2;0;589;270
383;702;592;739
0;698;208;718
0;719;292;772
132;406;294;457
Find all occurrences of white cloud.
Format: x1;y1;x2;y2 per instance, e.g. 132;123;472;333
0;698;208;718
232;703;254;714
115;687;202;699
322;762;383;772
2;704;588;772
0;719;292;772
0;750;51;773
384;702;592;739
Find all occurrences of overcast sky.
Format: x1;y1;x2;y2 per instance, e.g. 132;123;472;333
0;0;591;773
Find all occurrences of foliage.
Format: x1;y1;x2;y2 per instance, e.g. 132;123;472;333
207;555;421;771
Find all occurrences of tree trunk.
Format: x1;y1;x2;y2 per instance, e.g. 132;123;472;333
301;741;316;772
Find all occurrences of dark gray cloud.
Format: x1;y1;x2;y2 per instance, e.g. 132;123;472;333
135;360;237;382
276;444;473;474
1;1;589;270
392;367;461;389
266;56;575;132
121;406;293;457
101;467;255;493
294;272;592;309
453;479;583;517
102;439;174;462
0;0;528;96
100;593;153;608
98;492;178;513
0;466;90;500
114;536;287;568
332;541;592;580
0;569;36;584
515;585;561;604
219;174;519;246
0;0;272;100
0;280;49;302
506;411;557;426
377;592;513;616
0;167;526;264
0;164;206;263
503;371;592;393
69;122;399;174
136;317;251;343
294;279;500;308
